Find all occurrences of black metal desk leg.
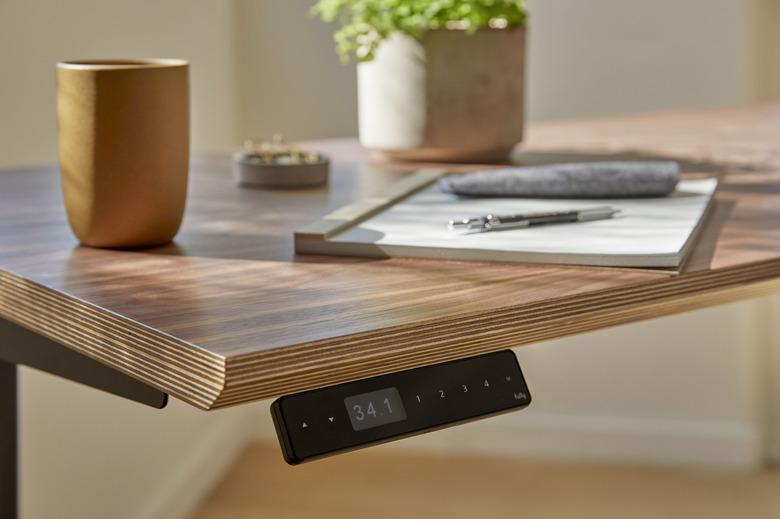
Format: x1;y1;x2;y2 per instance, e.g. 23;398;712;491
0;319;169;519
0;360;17;519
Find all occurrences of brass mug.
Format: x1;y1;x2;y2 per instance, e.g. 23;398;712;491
56;59;189;248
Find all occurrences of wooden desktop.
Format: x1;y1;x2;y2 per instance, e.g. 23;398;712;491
1;104;779;412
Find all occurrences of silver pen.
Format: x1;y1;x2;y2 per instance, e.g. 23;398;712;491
448;206;620;233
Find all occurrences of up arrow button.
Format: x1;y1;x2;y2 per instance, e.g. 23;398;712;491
301;422;308;429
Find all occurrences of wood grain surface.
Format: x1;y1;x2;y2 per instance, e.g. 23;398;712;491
1;105;779;410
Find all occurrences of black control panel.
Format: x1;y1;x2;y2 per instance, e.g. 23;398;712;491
271;350;531;464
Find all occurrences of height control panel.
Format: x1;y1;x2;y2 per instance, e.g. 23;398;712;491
271;350;531;464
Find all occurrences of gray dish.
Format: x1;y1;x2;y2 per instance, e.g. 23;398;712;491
233;152;329;189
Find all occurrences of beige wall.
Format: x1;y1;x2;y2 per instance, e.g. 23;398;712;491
525;0;751;120
0;0;240;167
0;2;252;519
749;0;780;102
236;0;358;141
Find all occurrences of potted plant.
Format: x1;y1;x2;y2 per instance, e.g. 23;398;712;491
313;0;527;162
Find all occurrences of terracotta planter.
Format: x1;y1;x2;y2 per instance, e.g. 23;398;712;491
358;27;526;162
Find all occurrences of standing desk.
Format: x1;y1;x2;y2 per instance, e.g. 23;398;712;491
1;105;779;517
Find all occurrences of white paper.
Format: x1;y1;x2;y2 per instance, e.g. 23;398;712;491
329;179;718;268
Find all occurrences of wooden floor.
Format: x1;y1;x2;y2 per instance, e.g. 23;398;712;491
191;443;780;519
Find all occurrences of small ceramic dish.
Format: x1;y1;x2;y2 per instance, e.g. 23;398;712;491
233;152;329;189
233;137;329;189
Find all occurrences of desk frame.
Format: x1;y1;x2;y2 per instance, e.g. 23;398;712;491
0;319;167;518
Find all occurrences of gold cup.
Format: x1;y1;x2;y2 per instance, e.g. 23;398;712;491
56;59;189;248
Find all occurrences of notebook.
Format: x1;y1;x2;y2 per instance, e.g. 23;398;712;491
296;176;718;269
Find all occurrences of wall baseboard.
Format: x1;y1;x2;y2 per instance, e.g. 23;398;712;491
136;408;257;519
766;295;780;464
380;413;763;469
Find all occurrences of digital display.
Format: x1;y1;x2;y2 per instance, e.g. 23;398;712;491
344;387;407;431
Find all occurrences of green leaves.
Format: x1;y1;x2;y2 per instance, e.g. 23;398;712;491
311;0;526;62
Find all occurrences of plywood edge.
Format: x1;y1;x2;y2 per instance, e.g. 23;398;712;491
212;259;780;408
2;257;777;411
6;257;777;411
293;240;685;269
0;268;227;410
294;169;444;243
